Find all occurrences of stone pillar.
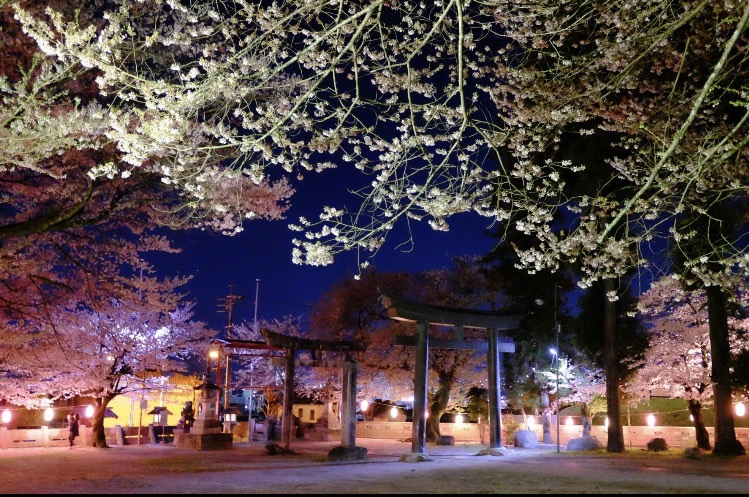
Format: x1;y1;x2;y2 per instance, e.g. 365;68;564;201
41;426;50;448
115;425;125;445
80;425;90;447
149;424;158;444
281;347;296;449
341;360;357;449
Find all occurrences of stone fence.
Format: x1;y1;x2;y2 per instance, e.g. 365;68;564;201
354;419;749;449
0;424;164;449
3;420;749;449
0;425;90;449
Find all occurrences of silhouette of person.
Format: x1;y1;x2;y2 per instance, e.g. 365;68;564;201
67;412;80;448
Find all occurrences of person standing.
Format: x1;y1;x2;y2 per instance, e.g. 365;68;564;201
68;412;80;448
267;413;277;442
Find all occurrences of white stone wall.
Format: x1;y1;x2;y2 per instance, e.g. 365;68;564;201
353;420;749;448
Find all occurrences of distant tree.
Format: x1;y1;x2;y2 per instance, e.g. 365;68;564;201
227;317;302;399
1;300;211;447
307;257;511;441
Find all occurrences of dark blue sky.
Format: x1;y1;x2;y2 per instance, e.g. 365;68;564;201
156;169;498;332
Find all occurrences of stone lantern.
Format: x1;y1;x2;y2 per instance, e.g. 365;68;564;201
173;378;232;450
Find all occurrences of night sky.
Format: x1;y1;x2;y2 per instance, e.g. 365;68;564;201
154;168;499;332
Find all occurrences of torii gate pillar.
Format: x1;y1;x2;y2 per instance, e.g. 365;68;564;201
411;321;429;455
487;328;503;449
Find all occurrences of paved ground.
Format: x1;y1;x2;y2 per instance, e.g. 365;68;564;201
1;438;748;494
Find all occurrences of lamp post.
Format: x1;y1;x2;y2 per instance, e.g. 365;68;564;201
550;336;560;453
537;285;561;452
209;349;220;416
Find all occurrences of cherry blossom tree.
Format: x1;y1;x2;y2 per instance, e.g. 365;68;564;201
2;299;212;447
1;0;292;429
9;0;748;453
227;317;300;396
634;277;749;450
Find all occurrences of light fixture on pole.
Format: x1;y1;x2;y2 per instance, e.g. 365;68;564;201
553;285;560;453
536;286;561;453
209;349;219;380
549;343;560;453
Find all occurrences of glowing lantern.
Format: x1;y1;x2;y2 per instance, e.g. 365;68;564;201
390;406;398;419
736;403;746;417
647;414;656;427
43;408;54;423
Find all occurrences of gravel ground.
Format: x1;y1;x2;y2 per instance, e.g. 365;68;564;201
1;438;747;494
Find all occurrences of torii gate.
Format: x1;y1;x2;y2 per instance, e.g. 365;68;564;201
381;292;522;457
261;329;367;459
210;333;364;458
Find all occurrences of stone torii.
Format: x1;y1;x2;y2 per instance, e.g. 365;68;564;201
381;292;522;458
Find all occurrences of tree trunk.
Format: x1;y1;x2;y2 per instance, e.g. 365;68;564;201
687;398;711;451
426;371;454;442
603;278;625;452
706;286;746;456
91;395;115;448
580;402;591;437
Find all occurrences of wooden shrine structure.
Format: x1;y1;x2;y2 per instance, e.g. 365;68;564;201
381;292;522;457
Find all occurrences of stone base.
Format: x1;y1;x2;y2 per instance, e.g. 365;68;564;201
306;428;341;442
191;419;222;434
399;452;433;462
174;432;233;450
326;446;368;462
477;447;510;456
436;435;455;446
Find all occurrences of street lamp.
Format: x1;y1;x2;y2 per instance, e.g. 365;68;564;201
208;349;221;417
537;286;561;452
209;349;219;379
549;343;560;453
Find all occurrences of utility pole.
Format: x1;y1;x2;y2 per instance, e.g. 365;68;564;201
217;286;245;425
249;279;259;417
218;285;245;334
254;278;260;333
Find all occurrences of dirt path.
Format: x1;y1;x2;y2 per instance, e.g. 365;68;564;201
1;439;747;494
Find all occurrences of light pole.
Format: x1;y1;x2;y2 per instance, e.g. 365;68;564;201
549;334;560;453
209;349;220;416
537;285;561;452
